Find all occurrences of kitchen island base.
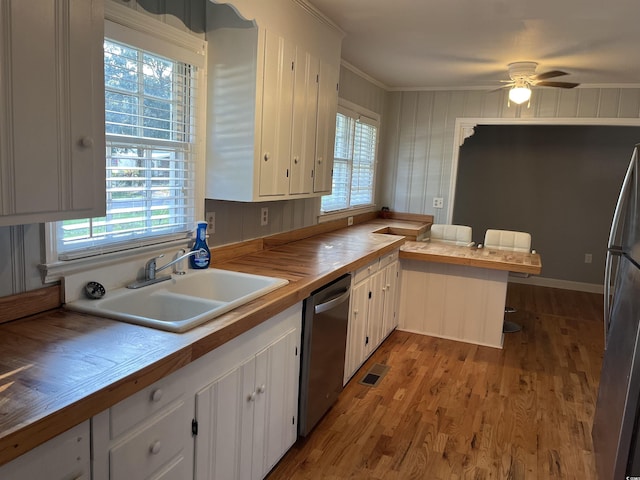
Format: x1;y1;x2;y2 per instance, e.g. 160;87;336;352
398;259;508;349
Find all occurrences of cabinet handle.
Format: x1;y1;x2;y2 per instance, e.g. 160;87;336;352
294;157;299;164
248;391;257;402
318;157;323;164
150;389;163;403
257;384;266;394
353;309;359;315
149;440;161;455
80;136;94;148
264;152;270;161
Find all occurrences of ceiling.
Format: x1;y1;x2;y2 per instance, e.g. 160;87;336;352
306;0;640;90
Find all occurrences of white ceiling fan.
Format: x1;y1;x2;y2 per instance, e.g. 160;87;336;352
499;61;580;105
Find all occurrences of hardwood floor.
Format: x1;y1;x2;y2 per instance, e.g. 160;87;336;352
268;284;604;480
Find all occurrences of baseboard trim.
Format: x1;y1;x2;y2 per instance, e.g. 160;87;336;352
509;276;603;294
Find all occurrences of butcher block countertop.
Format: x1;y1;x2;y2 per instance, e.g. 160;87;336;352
0;216;430;467
400;241;542;275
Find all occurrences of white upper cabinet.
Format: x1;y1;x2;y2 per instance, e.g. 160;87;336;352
0;0;105;227
205;0;343;202
314;60;339;194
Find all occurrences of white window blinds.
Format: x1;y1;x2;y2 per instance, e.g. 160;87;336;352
56;38;199;259
321;105;379;213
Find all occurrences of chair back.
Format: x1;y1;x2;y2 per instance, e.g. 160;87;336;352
430;224;473;246
484;229;531;252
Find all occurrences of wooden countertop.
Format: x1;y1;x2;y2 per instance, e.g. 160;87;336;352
400;241;542;275
0;219;428;466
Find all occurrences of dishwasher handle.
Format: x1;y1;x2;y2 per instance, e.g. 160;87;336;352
314;288;350;314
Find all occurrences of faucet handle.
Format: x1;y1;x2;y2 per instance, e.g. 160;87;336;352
145;254;164;280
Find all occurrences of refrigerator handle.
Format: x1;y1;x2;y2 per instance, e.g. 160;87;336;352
604;250;615;346
607;147;638;250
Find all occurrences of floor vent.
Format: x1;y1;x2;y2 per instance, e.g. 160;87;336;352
359;363;390;387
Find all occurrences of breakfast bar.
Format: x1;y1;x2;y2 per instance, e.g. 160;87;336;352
398;241;542;348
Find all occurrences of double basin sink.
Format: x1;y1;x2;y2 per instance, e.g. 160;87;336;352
66;269;289;333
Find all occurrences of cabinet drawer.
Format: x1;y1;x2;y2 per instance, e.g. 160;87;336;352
379;250;399;268
110;400;189;480
354;260;379;283
110;372;187;438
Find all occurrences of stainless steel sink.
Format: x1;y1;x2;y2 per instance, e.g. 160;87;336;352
65;269;289;332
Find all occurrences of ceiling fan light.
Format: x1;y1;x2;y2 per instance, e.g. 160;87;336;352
509;86;531;104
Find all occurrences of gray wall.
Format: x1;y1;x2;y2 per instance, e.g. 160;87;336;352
453;125;639;284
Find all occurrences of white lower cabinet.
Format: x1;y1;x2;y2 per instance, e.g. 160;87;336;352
92;365;194;480
92;303;302;480
194;327;299;480
0;421;90;480
344;250;401;385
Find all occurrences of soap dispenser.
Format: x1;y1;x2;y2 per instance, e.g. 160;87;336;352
190;221;211;269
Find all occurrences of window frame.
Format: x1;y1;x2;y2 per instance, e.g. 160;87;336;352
42;3;207;280
320;99;381;219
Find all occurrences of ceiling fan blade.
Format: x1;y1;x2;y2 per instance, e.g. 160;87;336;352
533;70;569;80
536;81;580;89
489;84;513;93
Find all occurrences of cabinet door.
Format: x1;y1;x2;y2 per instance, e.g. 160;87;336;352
0;421;90;480
260;29;294;197
382;260;400;337
0;0;105;226
344;279;370;384
313;60;339;194
253;329;299;478
367;269;386;355
289;49;319;195
194;357;256;480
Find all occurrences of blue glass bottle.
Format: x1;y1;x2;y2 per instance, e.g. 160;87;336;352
190;221;211;269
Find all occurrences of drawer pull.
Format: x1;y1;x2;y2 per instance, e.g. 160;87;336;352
248;392;257;402
257;384;266;394
150;389;163;403
149;440;161;455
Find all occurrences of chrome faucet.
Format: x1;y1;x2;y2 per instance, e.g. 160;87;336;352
127;249;207;289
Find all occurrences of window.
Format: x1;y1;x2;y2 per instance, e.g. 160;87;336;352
321;104;379;213
55;31;202;260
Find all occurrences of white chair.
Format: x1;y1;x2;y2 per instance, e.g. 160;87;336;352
429;224;474;247
483;229;533;333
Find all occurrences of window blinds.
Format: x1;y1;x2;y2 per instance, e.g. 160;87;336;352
321;107;378;213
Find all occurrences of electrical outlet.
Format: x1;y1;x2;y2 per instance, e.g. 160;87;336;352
433;197;444;209
347;216;354;226
206;211;215;234
585;253;593;264
261;207;269;226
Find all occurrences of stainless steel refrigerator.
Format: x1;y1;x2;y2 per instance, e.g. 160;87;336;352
593;145;640;479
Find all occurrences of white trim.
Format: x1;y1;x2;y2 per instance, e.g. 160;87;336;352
292;0;345;37
508;275;604;294
386;83;640;92
340;60;389;91
105;1;206;67
338;98;381;123
447;116;640;223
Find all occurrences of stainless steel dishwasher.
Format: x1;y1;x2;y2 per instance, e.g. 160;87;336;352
298;273;351;437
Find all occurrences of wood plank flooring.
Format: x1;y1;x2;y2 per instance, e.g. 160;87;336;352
268;284;604;480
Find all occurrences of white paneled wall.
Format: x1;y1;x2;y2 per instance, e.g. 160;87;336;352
380;88;640;223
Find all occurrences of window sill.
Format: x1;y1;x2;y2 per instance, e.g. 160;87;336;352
318;205;378;224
